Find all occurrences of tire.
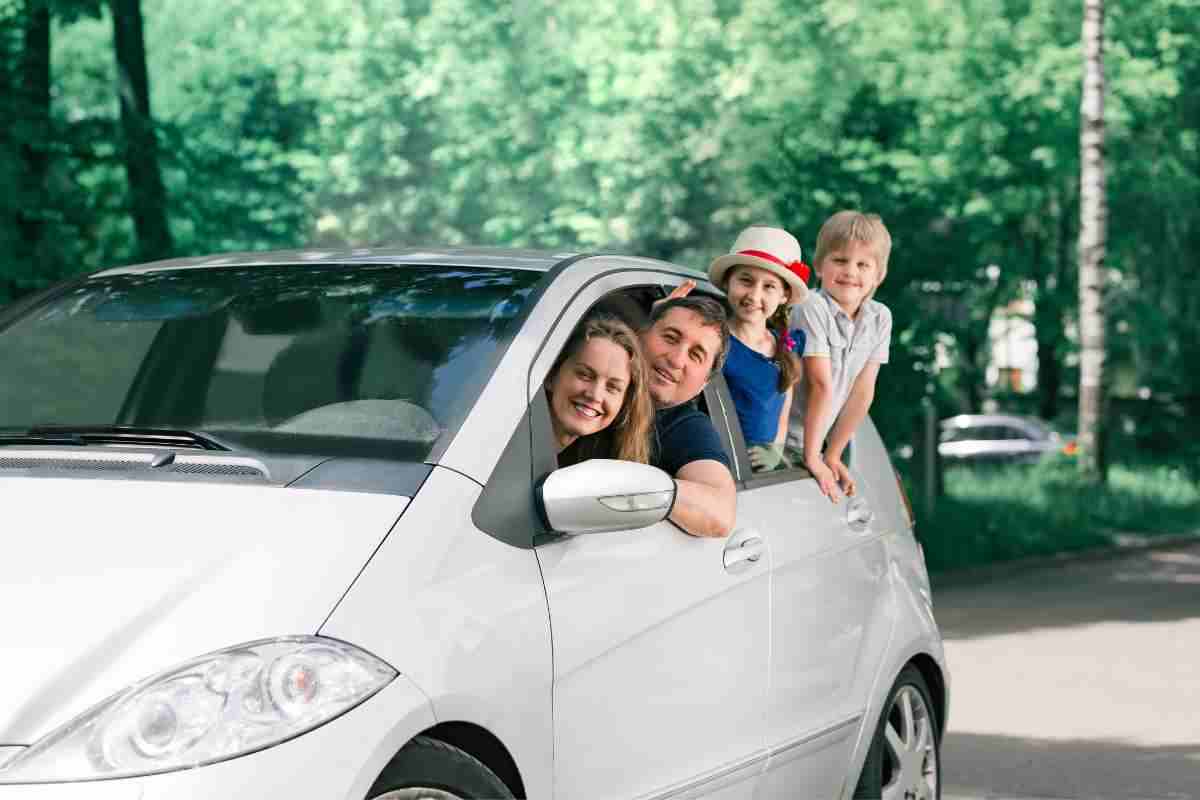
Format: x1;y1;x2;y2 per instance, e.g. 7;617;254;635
852;665;941;800
368;735;516;800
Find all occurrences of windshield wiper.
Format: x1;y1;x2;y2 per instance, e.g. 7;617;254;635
0;426;228;451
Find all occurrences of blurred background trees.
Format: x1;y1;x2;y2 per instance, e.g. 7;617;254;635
1;0;1198;472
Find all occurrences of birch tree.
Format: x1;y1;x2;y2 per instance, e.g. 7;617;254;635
1077;0;1107;481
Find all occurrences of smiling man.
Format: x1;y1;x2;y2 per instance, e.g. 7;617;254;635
639;295;737;538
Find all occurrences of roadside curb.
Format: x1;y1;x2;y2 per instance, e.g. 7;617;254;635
929;530;1200;590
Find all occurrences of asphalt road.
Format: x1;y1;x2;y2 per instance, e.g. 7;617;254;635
934;539;1200;800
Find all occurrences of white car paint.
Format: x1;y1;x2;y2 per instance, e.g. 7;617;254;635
319;467;556;800
0;477;407;743
536;521;770;800
740;473;888;799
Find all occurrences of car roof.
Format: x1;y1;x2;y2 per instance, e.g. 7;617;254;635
91;246;583;277
89;245;710;285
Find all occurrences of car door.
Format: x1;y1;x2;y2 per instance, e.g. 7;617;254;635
711;376;889;798
530;276;771;800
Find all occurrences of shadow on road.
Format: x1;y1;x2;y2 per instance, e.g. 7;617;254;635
933;546;1200;640
944;731;1200;800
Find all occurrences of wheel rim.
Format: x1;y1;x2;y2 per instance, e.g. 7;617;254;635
372;790;465;800
880;685;939;800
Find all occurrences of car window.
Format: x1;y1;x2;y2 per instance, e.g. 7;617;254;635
0;264;543;460
536;285;748;476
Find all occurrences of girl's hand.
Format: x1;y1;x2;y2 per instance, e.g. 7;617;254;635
653;279;696;309
805;455;842;503
748;443;790;472
825;456;855;497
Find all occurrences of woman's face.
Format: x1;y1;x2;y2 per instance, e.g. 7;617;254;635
546;337;632;447
725;265;788;325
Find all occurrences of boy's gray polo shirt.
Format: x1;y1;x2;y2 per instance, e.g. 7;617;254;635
786;289;892;452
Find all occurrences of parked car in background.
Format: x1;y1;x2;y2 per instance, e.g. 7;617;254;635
0;247;946;799
939;413;1076;465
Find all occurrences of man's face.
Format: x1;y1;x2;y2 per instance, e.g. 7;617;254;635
640;307;723;408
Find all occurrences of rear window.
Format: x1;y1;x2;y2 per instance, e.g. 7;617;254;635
0;264;543;459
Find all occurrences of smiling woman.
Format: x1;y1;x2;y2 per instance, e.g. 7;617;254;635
545;314;653;466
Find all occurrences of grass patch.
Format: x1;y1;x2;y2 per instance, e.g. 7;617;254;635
914;457;1200;573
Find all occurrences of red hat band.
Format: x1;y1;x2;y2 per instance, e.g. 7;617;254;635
737;249;811;285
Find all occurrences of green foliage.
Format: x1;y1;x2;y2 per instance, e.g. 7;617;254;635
2;0;1198;470
919;458;1200;574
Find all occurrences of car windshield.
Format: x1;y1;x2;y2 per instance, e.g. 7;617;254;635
0;263;543;460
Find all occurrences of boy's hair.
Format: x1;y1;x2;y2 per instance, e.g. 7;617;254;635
812;211;893;293
647;295;730;375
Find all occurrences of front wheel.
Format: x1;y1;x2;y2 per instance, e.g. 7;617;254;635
368;735;515;800
852;665;941;800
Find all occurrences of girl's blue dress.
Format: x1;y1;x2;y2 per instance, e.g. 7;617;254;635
722;332;800;446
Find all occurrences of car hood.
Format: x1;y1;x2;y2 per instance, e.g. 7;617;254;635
0;477;409;744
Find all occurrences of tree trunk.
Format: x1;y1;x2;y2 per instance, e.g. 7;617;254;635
16;0;52;270
110;0;172;261
1033;213;1065;423
1078;0;1107;481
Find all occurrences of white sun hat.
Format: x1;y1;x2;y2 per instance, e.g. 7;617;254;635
708;225;811;303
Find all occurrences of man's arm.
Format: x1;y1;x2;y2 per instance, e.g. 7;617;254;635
823;362;880;495
669;459;736;538
802;356;842;501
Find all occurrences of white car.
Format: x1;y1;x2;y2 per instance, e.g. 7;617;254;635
0;248;947;800
940;413;1075;465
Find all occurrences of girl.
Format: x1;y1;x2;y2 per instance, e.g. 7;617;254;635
547;313;654;466
708;225;810;472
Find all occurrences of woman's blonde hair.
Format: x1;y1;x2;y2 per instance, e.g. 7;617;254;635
547;313;653;464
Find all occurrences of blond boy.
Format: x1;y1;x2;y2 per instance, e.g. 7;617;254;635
786;211;893;502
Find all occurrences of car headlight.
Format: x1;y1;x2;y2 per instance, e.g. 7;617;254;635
0;637;396;783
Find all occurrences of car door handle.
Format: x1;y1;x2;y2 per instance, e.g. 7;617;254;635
723;532;764;572
846;497;874;533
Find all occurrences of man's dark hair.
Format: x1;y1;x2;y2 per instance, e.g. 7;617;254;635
647;295;730;375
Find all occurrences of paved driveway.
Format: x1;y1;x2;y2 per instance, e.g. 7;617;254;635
934;539;1200;800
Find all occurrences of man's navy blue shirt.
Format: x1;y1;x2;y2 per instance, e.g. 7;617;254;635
651;400;733;476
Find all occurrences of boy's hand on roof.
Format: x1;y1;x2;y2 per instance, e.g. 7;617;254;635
805;455;842;503
826;456;855;497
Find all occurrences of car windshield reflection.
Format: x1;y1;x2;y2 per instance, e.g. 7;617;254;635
0;264;543;460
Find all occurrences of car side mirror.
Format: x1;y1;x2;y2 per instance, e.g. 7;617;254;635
537;459;676;535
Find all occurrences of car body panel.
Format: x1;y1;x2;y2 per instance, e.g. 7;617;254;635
319;466;555;800
739;471;888;798
836;421;948;798
537;523;771;800
0;477;407;743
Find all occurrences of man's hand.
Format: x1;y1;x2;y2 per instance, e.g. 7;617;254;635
825;456;855;497
805;455;843;503
653;279;696;309
670;458;736;537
